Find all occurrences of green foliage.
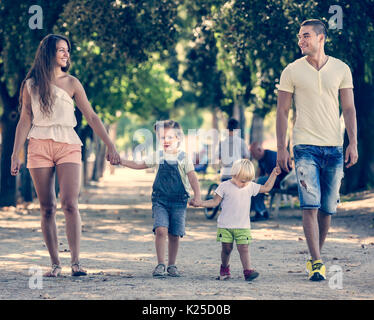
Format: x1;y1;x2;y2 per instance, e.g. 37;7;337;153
60;0;180;64
183;21;225;111
122;60;182;119
0;0;70;95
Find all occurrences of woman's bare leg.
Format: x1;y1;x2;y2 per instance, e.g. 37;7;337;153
29;167;60;275
56;163;83;272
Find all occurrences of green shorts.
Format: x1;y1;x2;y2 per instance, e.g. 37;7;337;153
216;228;252;245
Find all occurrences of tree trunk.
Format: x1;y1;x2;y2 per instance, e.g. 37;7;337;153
0;91;18;206
232;101;240;122
20;141;33;202
249;112;264;145
232;97;246;139
91;131;107;182
341;82;374;194
80;126;93;187
239;100;246;140
212;107;219;130
109;122;117;175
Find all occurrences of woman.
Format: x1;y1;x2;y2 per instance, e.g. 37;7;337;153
10;34;120;277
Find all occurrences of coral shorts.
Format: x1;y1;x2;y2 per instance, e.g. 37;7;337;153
27;138;82;168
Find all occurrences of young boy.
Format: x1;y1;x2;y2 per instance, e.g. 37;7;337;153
121;120;201;277
192;159;281;281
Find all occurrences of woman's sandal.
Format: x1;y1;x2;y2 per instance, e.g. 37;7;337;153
71;262;87;277
43;264;62;277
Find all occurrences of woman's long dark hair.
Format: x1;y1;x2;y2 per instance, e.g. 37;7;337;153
19;34;71;117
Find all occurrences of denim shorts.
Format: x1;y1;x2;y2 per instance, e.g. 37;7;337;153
152;198;187;237
293;144;344;215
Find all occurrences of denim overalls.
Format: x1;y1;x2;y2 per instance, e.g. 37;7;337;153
151;151;189;237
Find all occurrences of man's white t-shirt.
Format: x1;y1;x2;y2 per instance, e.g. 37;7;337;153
278;56;353;146
215;180;261;229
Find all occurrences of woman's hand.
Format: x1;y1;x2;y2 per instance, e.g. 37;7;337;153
106;145;120;165
10;155;21;176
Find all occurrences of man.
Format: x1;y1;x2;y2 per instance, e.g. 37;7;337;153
250;142;288;222
218;118;250;181
276;19;358;281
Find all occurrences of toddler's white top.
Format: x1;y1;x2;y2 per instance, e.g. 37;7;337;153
215;180;261;229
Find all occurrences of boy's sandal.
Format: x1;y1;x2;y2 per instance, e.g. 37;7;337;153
43;264;62;277
71;262;87;277
152;263;166;277
167;265;181;277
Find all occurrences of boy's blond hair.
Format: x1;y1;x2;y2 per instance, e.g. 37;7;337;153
230;159;255;181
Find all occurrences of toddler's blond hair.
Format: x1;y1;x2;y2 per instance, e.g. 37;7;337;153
230;159;255;181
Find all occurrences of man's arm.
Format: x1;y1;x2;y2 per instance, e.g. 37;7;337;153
276;90;293;172
340;88;358;168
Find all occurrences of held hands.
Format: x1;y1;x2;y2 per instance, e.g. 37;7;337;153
276;148;292;173
106;144;120;165
272;165;282;176
189;198;203;207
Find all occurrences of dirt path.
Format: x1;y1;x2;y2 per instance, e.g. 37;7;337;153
0;168;373;300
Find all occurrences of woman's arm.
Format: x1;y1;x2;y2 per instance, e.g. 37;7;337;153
259;166;281;193
11;85;33;176
71;76;120;165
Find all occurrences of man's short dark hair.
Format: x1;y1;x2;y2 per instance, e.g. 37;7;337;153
227;118;240;131
300;19;327;41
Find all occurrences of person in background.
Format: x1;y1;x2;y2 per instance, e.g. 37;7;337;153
217;118;250;181
249;142;288;221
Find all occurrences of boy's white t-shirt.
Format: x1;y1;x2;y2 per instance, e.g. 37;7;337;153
215;180;261;229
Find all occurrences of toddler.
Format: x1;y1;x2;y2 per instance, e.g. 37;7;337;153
192;159;281;281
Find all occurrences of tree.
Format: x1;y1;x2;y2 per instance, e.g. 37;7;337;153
0;0;71;206
57;0;182;182
0;0;182;205
183;20;226;129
